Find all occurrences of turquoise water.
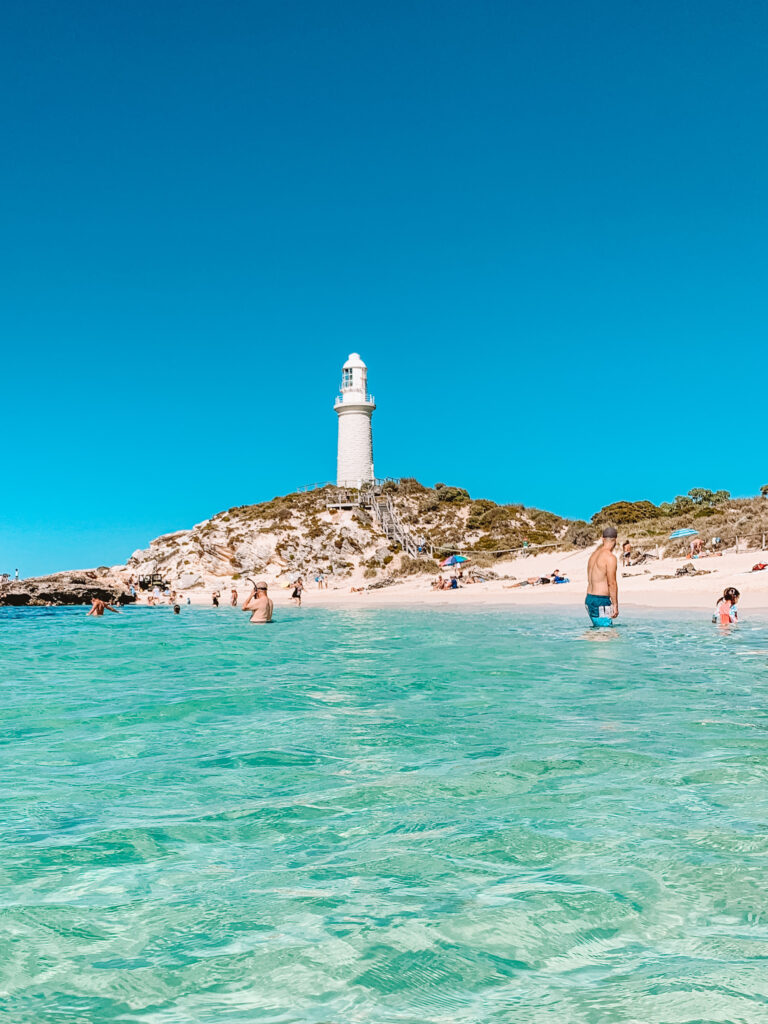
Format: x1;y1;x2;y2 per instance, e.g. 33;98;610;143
2;605;768;1023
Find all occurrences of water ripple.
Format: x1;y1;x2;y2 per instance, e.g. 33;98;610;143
1;605;767;1022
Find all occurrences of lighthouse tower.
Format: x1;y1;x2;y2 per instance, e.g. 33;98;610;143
334;353;376;487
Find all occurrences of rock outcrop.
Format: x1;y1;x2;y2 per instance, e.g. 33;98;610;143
0;570;136;607
125;489;392;585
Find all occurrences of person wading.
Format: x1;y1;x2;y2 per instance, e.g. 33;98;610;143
242;582;273;623
585;526;619;626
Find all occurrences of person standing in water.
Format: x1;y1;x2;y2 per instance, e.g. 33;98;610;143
242;582;273;623
87;598;121;616
586;526;619;626
231;587;238;607
713;587;739;624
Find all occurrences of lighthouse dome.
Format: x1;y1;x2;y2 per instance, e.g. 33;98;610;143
343;352;367;370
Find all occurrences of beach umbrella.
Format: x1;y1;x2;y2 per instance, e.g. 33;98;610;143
441;554;468;567
669;528;698;539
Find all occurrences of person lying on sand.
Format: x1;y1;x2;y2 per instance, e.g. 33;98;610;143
504;576;557;588
87;598;121;616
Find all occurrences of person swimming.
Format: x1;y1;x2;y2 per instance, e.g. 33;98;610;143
713;587;739;625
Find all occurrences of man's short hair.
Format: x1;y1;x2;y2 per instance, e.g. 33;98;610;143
255;582;268;590
602;526;618;538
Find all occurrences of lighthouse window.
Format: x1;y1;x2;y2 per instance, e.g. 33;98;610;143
342;368;353;389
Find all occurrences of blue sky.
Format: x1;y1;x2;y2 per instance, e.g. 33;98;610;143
2;0;767;575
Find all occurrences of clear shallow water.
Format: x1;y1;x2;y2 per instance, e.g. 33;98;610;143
1;605;768;1024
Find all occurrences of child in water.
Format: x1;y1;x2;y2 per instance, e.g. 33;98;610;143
713;587;739;624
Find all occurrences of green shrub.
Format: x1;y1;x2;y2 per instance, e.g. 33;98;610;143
395;556;439;576
592;500;660;525
564;521;597;547
398;478;428;494
437;485;471;504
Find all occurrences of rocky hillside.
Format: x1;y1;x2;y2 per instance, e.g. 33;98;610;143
125;480;580;588
6;481;765;605
125;480;768;591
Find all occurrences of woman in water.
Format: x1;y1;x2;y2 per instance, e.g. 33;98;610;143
713;587;739;625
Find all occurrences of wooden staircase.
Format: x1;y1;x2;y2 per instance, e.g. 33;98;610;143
325;482;432;558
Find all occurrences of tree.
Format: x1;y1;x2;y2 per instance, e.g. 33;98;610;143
686;488;730;507
687;488;715;506
673;495;694;512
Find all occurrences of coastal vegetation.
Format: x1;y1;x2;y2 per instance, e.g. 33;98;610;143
116;480;768;585
5;480;768;604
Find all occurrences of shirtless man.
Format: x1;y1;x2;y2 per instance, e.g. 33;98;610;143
231;587;238;607
586;526;619;626
241;582;273;623
87;597;121;616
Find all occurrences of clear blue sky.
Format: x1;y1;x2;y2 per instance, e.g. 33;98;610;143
3;0;767;576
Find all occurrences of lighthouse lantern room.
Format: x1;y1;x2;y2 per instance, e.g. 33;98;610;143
334;353;376;488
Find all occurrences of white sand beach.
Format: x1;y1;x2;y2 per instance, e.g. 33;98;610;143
169;547;768;614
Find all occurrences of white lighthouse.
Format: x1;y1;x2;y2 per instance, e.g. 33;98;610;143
334;353;376;487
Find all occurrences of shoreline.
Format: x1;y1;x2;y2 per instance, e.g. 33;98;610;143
6;548;768;615
165;547;768;614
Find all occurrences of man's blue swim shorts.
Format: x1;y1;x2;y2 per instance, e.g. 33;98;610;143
585;594;613;627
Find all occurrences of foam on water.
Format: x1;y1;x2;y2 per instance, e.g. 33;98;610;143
1;605;768;1023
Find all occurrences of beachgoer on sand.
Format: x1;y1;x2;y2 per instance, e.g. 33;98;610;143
585;526;619;626
212;590;220;608
713;587;739;625
231;588;238;607
291;578;304;606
